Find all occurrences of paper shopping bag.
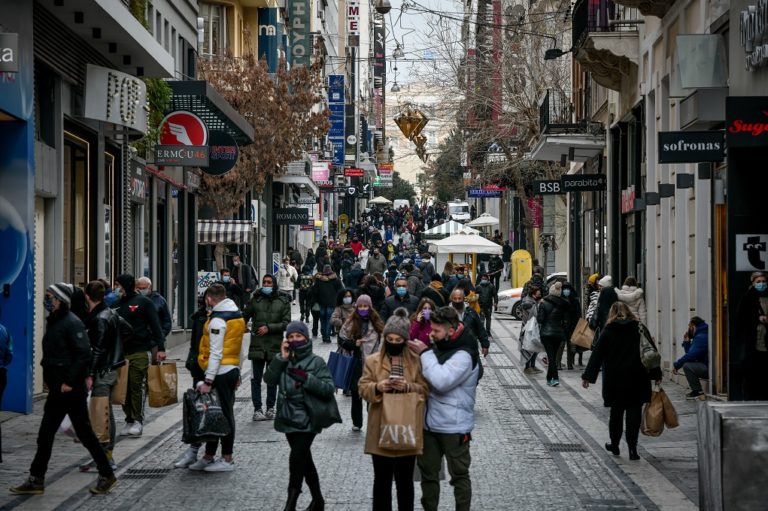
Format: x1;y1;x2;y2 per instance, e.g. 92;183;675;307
570;318;595;350
641;389;665;437
659;388;679;428
111;361;129;406
148;362;178;407
89;396;111;443
378;392;425;452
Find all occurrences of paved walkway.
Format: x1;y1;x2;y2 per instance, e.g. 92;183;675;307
0;305;701;510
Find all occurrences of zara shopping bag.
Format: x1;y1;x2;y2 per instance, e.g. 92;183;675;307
378;392;425;451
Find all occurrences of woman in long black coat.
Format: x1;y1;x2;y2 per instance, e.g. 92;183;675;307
581;302;662;461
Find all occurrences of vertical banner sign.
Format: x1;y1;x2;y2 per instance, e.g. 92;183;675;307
258;8;280;72
290;0;310;68
328;75;345;167
373;19;385;132
345;103;356;162
347;0;360;47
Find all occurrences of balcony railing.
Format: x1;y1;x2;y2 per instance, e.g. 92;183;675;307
572;0;639;51
540;89;576;134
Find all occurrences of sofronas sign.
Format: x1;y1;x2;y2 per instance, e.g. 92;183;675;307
726;97;768;148
658;131;725;163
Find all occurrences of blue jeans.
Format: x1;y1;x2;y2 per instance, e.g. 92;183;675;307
320;306;334;340
251;358;277;411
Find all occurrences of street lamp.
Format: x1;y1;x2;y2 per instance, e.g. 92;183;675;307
393;43;405;59
391;81;401;92
374;0;391;14
544;47;572;60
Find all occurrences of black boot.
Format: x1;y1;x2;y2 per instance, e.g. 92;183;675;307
284;488;301;511
305;480;325;511
628;447;640;461
605;442;620;456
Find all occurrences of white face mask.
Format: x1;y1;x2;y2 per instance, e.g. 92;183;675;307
138;288;150;297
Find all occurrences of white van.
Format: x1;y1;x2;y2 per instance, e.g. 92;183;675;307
448;200;471;221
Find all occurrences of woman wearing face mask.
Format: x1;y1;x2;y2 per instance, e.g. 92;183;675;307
557;282;582;370
359;308;429;511
339;295;385;431
331;289;357;338
409;298;436;346
264;321;337;511
735;271;768;400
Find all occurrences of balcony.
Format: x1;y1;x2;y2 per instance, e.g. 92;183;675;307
572;0;639;92
529;90;605;162
610;0;676;18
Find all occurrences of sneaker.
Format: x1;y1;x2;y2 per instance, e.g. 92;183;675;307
203;459;235;472
686;390;705;400
351;426;362;432
523;367;536;375
252;409;267;421
174;447;200;469
9;476;44;495
89;474;117;495
128;422;143;436
188;457;215;471
265;408;275;420
552;379;560;387
119;423;134;436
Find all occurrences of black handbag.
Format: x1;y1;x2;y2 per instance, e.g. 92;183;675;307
278;392;311;429
303;388;342;430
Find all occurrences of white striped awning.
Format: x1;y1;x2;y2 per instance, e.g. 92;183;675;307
422;220;480;239
197;220;253;245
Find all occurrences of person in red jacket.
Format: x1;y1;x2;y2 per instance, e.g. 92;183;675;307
350;236;364;257
409;298;436;346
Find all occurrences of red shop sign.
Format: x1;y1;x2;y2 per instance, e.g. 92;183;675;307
726;96;768;148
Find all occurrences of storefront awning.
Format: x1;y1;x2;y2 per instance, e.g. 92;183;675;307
168;81;255;146
274;174;320;197
529;134;605;162
197;220;253;245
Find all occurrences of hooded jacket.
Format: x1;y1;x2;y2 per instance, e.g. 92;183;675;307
113;291;165;354
198;298;245;380
277;263;299;292
674;322;709;369
421;281;449;307
406;268;425;297
616;285;647;324
536;294;570;338
41;310;92;389
312;272;343;308
244;290;291;360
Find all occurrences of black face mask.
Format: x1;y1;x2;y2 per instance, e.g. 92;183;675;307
385;341;405;356
451;301;464;311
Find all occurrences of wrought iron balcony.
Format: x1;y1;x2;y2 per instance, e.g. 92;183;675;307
572;0;639;92
610;0;676;18
540;90;578;135
531;90;605;163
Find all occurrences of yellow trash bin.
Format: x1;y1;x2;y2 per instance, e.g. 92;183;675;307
511;249;533;289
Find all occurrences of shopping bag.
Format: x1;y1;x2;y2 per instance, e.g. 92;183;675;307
58;415;76;438
570;318;595;350
641;388;665;437
303;388;343;430
659;387;679;428
378;392;425;451
111;361;129;406
327;350;355;391
522;317;545;353
148;362;178;407
89;396;111;443
182;388;231;444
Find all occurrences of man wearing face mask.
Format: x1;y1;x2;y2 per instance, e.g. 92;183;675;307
244;275;291;421
450;289;490;357
557;282;582;370
476;273;498;337
735;271;768;399
217;269;244;309
672;317;709;400
366;247;388;275
407;307;480;511
380;277;420;322
135;277;172;338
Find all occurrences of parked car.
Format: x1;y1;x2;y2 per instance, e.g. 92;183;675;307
496;272;568;319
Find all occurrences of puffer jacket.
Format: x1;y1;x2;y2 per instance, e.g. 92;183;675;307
536;295;570;339
476;281;497;308
41;310;92;390
244;291;292;360
616;285;647;324
312;273;343;308
264;343;336;434
585;289;600;321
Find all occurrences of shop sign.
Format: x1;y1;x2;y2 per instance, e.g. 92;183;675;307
328;75;345;166
203;130;239;176
561;174;607;192
156;111;210;166
300;224;315;231
739;1;768;72
726;97;768;147
274;207;309;225
295;196;318;205
312;161;330;182
735;234;768;271
129;159;148;204
533;180;563;195
347;0;359;46
0;33;18;72
658;131;725;163
290;0;310;68
344;167;364;177
185;170;201;190
316;180;333;188
621;185;636;214
155;145;209;166
467;187;502;198
83;64;147;134
527;197;543;228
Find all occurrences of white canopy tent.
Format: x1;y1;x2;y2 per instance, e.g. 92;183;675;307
369;196;392;205
430;231;503;282
467;213;500;228
422;220;480;239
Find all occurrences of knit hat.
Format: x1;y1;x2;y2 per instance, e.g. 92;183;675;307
47;282;74;306
355;294;372;307
383;307;411;340
549;281;562;296
116;273;136;293
322;265;333;275
598;275;613;288
587;273;600;285
285;320;310;340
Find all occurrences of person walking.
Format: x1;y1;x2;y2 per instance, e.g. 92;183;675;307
338;295;384;431
380;277;420;321
558;282;582;370
135;277;172;339
409;298;436;346
502;240;513;281
582;302;662;461
232;254;257;298
359;308;430;511
311;265;343;344
487;254;504;291
113;274;164;437
10;283;117;495
187;283;245;472
536;282;570;386
520;286;543;374
331;289;357;338
278;257;299;304
584;273;601;325
358;274;387;312
476;273;498;337
80;281;124;472
264;321;337;511
449;289;490;358
298;265;315;322
407;307;480;511
366;247;388;275
616;276;647;324
244;274;291;421
590;275;618;337
735;271;768;399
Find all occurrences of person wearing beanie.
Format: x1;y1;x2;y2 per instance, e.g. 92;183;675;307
338;295;385;430
590;275;619;336
11;283;117;496
112;273;164;437
585;274;602;326
310;265;343;344
264;319;339;511
359;307;429;511
536;281;570;386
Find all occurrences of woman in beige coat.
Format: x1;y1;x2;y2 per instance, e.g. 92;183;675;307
359;307;429;511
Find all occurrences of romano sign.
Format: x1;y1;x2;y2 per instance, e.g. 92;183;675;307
273;208;309;225
658;131;725;163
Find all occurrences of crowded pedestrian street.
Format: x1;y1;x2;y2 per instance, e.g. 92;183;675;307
0;295;699;511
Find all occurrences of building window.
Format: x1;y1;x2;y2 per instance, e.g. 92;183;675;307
63;132;91;288
200;3;227;57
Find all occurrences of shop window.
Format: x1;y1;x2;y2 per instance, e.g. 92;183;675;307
103;152;116;282
63;133;90;288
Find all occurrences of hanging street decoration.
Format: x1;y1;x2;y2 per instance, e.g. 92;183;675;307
394;106;430;163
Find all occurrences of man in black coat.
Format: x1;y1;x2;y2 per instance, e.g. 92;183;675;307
502;241;513;281
450;289;490;357
476;273;498;336
537;282;570;386
380;277;419;321
487;254;504;291
558;282;583;369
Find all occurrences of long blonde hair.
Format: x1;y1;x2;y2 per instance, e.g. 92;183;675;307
606;302;637;324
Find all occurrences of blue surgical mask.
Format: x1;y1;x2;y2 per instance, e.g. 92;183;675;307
43;297;55;313
222;275;231;283
563;289;572;297
396;286;407;297
261;287;273;295
343;297;353;305
756;282;768;292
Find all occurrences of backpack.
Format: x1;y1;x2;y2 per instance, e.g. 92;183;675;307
639;323;661;371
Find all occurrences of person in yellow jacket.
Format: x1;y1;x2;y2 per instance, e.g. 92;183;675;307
189;283;245;473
